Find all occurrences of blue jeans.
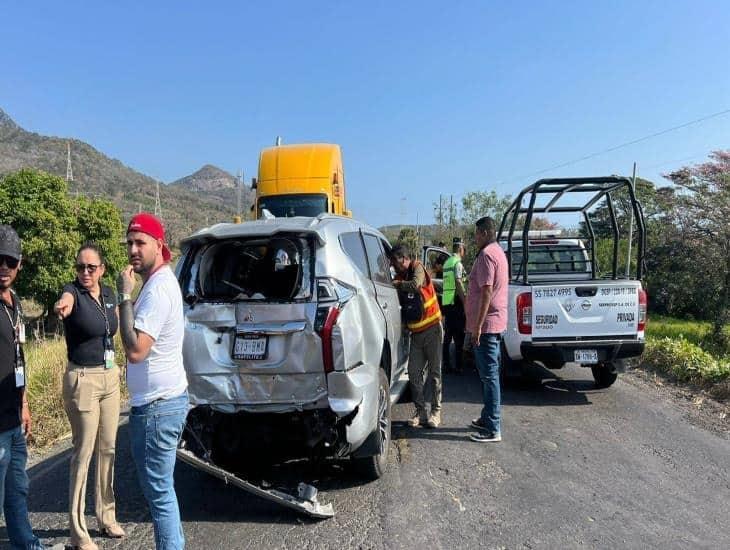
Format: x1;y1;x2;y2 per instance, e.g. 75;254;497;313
130;391;188;550
474;334;502;435
0;426;45;550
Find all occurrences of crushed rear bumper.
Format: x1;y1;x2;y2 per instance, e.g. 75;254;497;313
176;447;334;519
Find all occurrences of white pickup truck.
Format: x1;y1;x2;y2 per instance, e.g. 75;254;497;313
498;177;647;388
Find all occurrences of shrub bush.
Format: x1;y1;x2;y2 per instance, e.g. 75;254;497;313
643;337;730;384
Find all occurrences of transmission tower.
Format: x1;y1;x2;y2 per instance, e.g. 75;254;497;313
154;180;162;218
66;141;74;182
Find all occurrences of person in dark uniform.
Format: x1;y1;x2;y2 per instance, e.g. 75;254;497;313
0;225;46;550
54;242;124;550
442;238;467;373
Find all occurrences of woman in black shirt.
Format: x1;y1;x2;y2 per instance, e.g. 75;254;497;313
54;243;125;550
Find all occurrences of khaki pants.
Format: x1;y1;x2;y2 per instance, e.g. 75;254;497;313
62;362;121;545
408;322;443;413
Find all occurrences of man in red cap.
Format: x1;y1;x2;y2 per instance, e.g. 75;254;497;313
117;213;187;549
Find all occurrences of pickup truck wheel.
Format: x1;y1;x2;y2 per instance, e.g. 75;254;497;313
591;364;618;388
352;369;391;481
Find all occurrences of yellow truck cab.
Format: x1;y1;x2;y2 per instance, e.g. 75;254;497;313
253;143;352;219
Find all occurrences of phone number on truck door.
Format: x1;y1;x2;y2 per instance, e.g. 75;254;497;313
534;288;572;298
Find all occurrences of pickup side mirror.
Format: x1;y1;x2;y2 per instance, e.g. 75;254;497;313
251;177;257;189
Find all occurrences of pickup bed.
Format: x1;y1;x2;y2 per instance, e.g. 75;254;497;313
498;177;648;388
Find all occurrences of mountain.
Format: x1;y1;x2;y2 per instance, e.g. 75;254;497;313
0;108;253;245
170;164;255;213
171;164;237;191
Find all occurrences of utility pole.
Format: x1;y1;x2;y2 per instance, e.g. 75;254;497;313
400;197;406;228
236;169;243;219
66;141;74;182
437;195;443;227
626;162;637;277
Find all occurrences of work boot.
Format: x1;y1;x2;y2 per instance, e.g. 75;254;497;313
426;409;441;428
408;408;428;427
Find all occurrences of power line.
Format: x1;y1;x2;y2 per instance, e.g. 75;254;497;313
499;108;730;185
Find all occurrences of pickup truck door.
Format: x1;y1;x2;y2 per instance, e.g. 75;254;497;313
421;246;451;297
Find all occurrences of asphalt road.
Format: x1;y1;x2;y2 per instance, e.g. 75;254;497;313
7;363;730;550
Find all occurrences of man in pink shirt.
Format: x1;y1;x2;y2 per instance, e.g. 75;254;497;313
465;216;509;442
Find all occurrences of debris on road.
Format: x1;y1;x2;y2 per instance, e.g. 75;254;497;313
176;448;335;519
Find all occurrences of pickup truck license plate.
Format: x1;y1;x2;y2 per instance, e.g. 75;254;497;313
233;334;268;360
574;349;598;364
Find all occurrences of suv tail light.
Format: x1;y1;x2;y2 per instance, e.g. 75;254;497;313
315;306;341;374
315;277;355;374
517;292;532;335
638;288;648;332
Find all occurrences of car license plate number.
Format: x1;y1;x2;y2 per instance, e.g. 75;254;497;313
574;349;598;363
233;334;268;360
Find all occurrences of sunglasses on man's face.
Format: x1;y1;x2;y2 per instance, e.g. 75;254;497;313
0;255;20;269
75;263;100;274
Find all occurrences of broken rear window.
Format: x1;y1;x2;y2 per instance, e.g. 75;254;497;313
195;236;313;301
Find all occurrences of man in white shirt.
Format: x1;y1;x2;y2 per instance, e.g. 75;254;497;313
117;213;187;550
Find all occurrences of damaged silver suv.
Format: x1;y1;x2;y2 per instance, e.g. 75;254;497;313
175;215;409;482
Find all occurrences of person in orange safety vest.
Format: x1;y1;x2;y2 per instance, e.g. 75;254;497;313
391;244;443;429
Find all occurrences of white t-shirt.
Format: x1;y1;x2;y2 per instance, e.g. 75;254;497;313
127;265;188;407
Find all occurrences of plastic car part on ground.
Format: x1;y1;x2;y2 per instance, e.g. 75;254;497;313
176;447;335;519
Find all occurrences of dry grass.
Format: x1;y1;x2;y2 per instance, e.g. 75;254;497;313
24;338;70;447
24;336;129;448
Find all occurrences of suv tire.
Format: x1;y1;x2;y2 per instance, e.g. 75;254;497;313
352;369;391;481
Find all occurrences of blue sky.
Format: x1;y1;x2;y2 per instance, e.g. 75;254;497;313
2;1;728;228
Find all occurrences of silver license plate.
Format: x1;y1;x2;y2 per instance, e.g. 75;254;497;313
574;349;598;363
233;334;268;360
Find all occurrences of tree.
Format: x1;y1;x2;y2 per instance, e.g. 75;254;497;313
459;190;512;227
0;169;79;314
75;196;126;287
0;169;126;317
664;151;730;343
396;227;419;257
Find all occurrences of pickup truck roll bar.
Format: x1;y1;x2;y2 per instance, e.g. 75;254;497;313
497;177;646;284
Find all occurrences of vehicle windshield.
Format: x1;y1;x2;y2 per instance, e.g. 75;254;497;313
194;236;313;301
509;244;590;275
258;194;328;218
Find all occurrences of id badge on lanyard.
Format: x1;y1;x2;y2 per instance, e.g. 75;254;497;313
104;335;115;369
3;300;25;387
15;341;25;388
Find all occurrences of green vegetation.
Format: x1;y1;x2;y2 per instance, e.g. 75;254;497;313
643;337;729;383
0;168;126;316
642;316;729;400
646;315;712;347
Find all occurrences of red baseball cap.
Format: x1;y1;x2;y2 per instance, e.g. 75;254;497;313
127;213;171;263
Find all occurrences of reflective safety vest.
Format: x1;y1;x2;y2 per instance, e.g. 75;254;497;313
441;254;462;306
396;262;442;333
